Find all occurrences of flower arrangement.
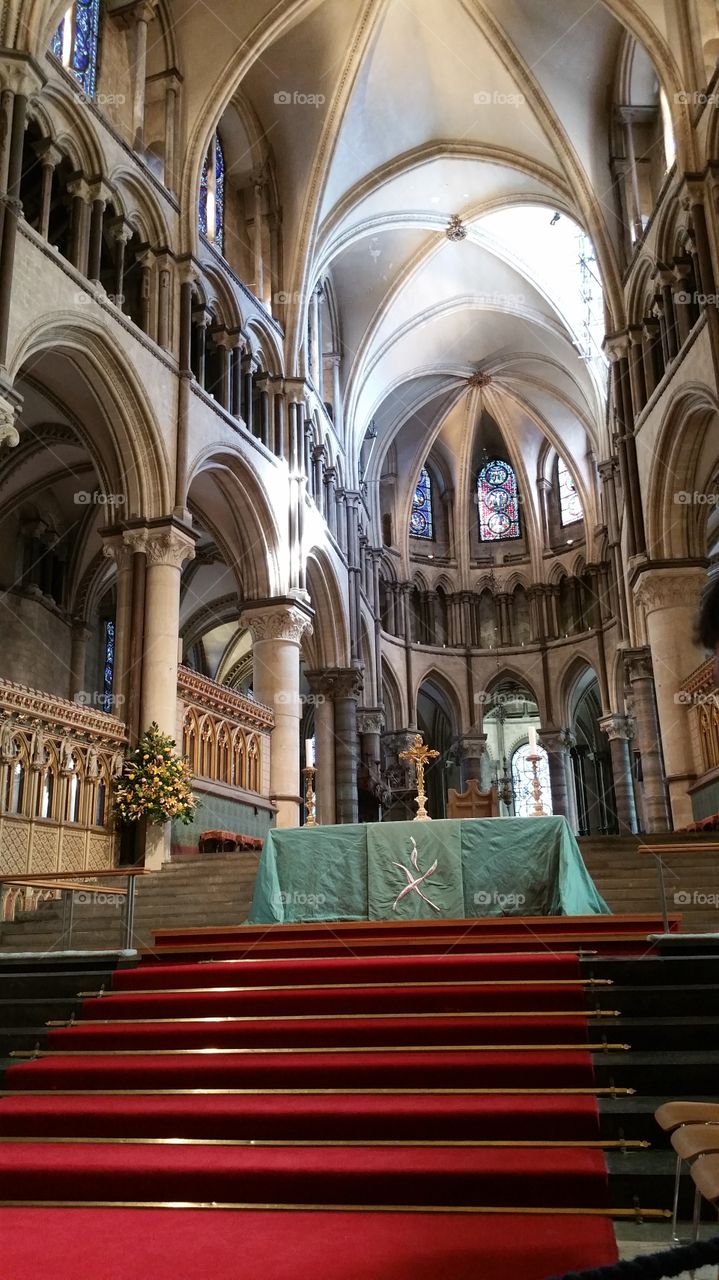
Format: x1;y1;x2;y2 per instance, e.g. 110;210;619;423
114;723;197;826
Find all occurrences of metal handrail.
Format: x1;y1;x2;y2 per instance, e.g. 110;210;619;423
0;870;141;950
637;841;719;933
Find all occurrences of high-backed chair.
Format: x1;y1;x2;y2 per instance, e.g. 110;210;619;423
446;779;499;819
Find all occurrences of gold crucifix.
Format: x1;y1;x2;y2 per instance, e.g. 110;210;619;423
400;733;440;822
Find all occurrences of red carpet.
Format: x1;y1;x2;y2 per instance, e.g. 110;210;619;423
0;1207;618;1280
0;1092;602;1140
0;928;624;1276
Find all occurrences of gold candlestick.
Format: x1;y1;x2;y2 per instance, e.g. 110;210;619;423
526;752;545;816
399;733;440;822
302;765;318;826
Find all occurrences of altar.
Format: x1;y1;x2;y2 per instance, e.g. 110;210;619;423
247;815;609;925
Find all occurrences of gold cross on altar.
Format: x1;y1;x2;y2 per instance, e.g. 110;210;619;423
399;733;440;822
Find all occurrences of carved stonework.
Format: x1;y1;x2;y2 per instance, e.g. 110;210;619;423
539;728;574;755
142;526;196;570
177;665;273;729
240;601;313;645
357;708;385;736
624;646;655;684
0;396;19;449
599;713;633;743
0;677;126;742
633;567;707;615
102;536;134;573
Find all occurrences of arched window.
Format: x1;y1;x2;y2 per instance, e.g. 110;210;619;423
557;458;583;526
51;1;101;99
511;742;553;818
410;467;433;540
198;133;225;254
101;619;115;714
477;458;521;541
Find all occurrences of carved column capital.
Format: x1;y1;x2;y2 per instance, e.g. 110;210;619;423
241;599;314;645
633;565;707;614
122;523;196;570
599;713;634;742
357;707;385;736
0;395;19;450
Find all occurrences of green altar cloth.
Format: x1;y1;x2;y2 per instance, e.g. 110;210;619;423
247;816;610;925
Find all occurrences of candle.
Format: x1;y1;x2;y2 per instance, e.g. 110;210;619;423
528;726;538;754
305;738;315;768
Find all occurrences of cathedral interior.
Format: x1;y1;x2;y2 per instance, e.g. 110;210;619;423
2;2;719;1275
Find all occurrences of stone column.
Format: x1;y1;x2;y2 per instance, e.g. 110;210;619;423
627;326;647;419
240;600;313;828
539;729;576;828
67;177;92;275
127;522;195;868
125;1;158;150
633;567;707;829
137;524;196;735
307;672;337;826
599;713;638;834
456;733;488;788
0;58;44;366
108;216;133;307
624;646;670;832
69;620;91;702
163;71;181;193
32;139;63;241
86;183;110;284
357;708;384;770
251;171;267;303
309;286;321;387
329;668;363;824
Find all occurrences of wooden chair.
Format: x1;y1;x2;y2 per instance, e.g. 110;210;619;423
655;1103;719;1240
447;779;499;819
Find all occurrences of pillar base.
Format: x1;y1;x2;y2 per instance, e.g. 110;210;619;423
143;821;171;870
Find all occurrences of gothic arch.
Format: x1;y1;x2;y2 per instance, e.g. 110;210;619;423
646;384;719;559
8;319;171;518
305;548;350;669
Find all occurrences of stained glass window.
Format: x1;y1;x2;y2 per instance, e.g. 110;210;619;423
410;467;433;540
51;1;101;99
198;153;209;237
101;620;115;714
198;133;225;256
557;457;583;526
511;742;553;818
214;136;225;253
477;458;521;541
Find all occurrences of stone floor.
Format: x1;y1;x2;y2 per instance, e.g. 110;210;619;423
615;1220;719;1277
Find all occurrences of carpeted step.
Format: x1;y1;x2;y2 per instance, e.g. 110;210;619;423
0;1206;619;1280
0;1141;610;1208
0;1092;602;1142
111;950;584;991
4;1046;597;1091
45;1013;593;1052
75;981;589;1020
148;915;672;948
